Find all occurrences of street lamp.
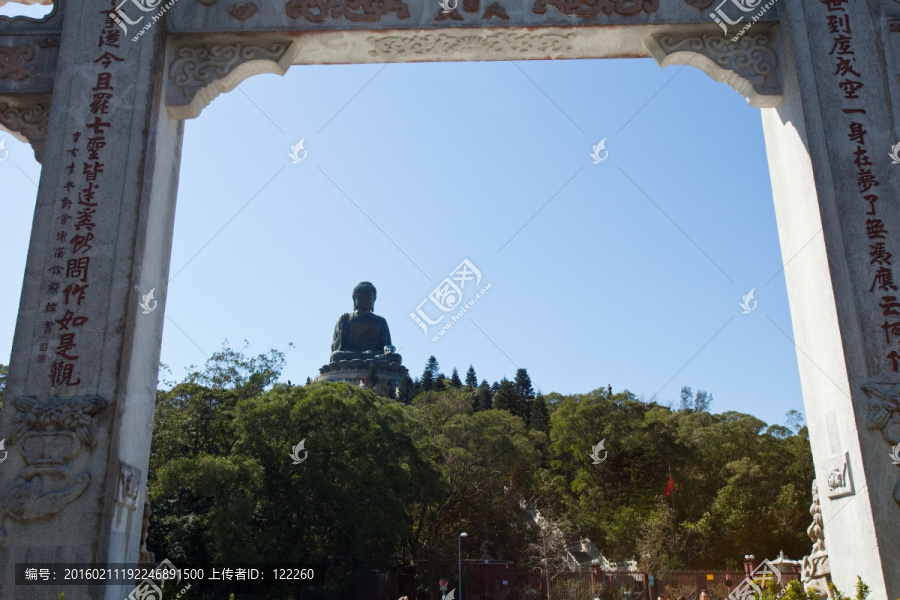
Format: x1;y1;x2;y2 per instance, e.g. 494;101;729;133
458;532;468;600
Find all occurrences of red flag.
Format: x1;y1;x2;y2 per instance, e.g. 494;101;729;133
664;473;675;496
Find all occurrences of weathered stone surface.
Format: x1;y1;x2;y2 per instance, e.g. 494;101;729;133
0;0;899;598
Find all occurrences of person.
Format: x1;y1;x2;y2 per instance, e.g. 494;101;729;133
699;591;710;600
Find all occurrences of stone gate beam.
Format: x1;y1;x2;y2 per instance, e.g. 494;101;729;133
762;0;900;596
0;1;182;599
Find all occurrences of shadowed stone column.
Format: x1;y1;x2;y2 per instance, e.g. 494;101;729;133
0;1;182;598
762;0;900;596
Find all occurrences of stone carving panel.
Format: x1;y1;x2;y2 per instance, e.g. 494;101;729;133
116;461;141;509
285;0;410;22
0;45;35;82
822;451;854;499
166;40;294;119
861;382;900;504
533;0;658;17
0;396;108;541
0;95;51;162
368;30;576;58
645;29;782;108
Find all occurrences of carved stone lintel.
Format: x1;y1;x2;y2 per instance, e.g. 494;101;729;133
645;28;782;108
0;94;51;163
368;30;576;59
285;0;410;22
533;0;657;17
166;40;294;120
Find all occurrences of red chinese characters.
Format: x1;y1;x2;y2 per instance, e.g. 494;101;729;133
40;0;122;388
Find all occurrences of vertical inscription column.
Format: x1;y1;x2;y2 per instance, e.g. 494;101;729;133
0;0;182;598
763;0;900;596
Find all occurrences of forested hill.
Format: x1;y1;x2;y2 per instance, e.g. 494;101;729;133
27;345;812;575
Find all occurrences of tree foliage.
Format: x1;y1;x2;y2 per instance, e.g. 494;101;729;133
147;345;814;583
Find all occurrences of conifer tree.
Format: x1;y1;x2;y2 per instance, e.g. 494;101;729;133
421;356;439;391
398;374;416;404
530;392;550;433
493;378;517;414
465;366;478;389
450;368;463;388
476;380;493;411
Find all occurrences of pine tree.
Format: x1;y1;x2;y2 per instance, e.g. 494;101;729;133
491;381;500;395
450;368;463;388
514;368;535;426
492;378;517;414
465;366;478;389
476;380;493;411
530;393;550;433
305;377;311;385
514;368;535;400
398;374;415;404
421;356;439;391
435;373;447;390
365;362;378;389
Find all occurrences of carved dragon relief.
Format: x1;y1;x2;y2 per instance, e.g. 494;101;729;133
0;94;51;163
166;40;295;120
645;28;782;108
0;395;108;541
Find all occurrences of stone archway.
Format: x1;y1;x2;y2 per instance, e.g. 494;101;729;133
0;1;898;598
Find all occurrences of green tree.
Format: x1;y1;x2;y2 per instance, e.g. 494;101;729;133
450;368;462;388
421;356;439;391
365;362;378;389
152;382;428;570
475;380;493;412
515;368;535;425
398;374;416;405
465;365;477;389
530;393;550;433
492;378;517;414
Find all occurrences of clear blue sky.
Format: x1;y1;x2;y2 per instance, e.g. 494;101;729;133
1;3;806;427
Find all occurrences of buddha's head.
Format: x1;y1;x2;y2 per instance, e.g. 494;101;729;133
353;281;377;312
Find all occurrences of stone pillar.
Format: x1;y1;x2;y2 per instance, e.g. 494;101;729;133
0;0;182;598
762;0;900;596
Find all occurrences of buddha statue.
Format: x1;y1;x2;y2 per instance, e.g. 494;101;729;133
330;281;401;364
